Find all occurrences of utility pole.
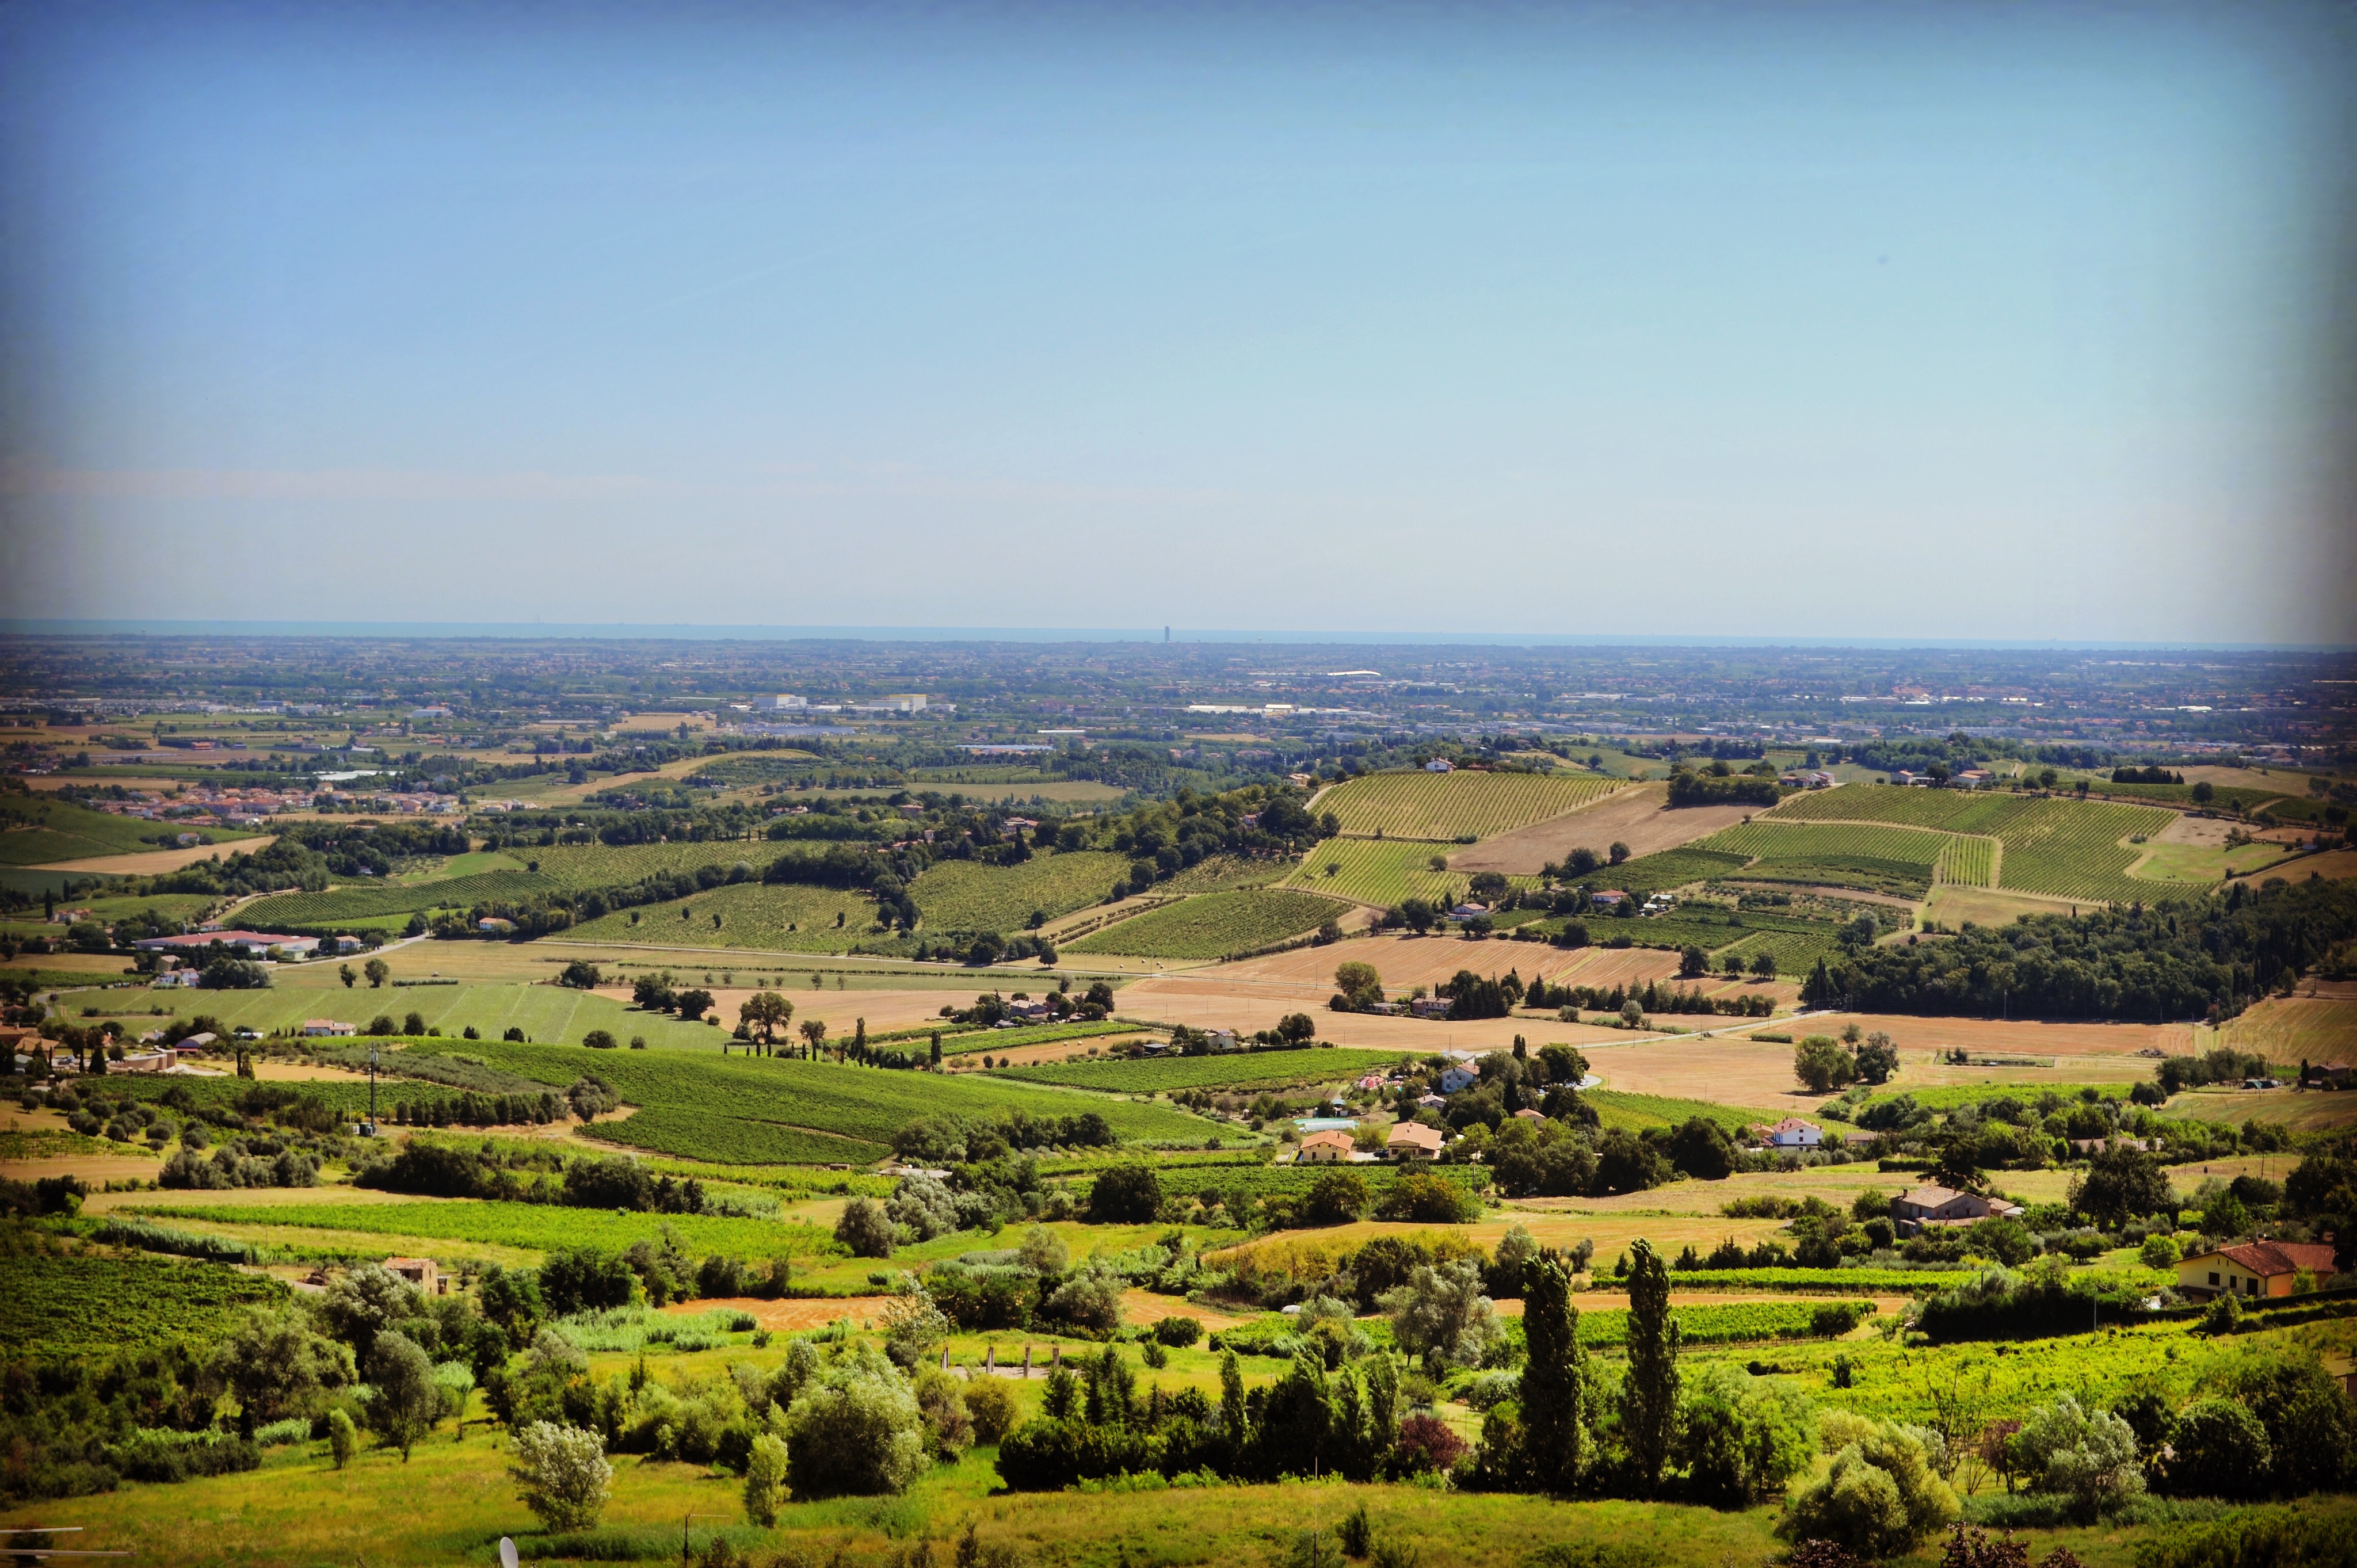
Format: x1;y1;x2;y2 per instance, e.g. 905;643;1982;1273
367;1041;379;1132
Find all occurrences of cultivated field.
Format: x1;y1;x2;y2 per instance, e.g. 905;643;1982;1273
909;852;1131;932
565;883;884;952
1065;888;1346;959
1450;783;1756;876
1312;770;1622;842
996;1045;1418;1094
1279;837;1483;907
1;795;263;867
1990;798;2190;904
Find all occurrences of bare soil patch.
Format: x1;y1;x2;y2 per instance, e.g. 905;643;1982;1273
1451;785;1754;875
1120;1290;1250;1330
1;1155;165;1185
33;837;276;875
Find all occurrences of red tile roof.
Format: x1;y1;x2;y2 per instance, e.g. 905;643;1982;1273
2190;1241;2339;1279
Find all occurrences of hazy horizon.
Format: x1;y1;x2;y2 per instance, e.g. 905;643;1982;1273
4;1;2353;643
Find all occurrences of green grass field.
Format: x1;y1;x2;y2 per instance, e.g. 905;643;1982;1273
908;852;1132;932
0;796;261;865
565;882;884;952
127;1199;837;1262
401;1036;1225;1158
1280;838;1475;907
1582;847;1752;896
0;1254;284;1359
1065;888;1346;958
244;841;779;930
1710;925;1844;977
1764;785;2041;835
58;979;733;1050
1700;820;1953;873
993;1046;1417;1094
1313;770;1622;842
1582;1090;1787;1135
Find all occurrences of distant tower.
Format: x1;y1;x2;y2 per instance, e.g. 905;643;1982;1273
1164;626;1170;643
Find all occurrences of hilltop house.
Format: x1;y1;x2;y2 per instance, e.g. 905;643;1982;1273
1762;1118;1822;1149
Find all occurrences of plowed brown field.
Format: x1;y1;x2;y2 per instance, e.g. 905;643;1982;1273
1451;784;1755;875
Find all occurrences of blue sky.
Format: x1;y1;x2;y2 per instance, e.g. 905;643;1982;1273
2;1;2351;642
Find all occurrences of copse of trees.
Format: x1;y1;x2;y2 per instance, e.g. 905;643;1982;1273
1801;875;2357;1021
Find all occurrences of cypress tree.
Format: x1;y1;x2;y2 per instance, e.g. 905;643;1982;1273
1620;1237;1680;1495
1519;1253;1586;1493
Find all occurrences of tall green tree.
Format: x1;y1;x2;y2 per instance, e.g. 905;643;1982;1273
1518;1253;1586;1493
1620;1237;1681;1494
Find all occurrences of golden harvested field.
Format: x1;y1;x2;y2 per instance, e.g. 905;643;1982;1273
32;836;277;874
2215;987;2357;1062
1;951;138;975
0;1154;164;1185
1452;784;1757;876
81;1184;425;1216
1207;1211;1795;1279
1582;1027;2171;1112
2166;1085;2357;1133
1780;1012;2197;1059
2233;848;2357;887
1202;933;1683;993
1116;937;1686;1049
661;1294;895;1331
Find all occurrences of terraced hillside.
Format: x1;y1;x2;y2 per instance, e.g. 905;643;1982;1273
1314;770;1621;842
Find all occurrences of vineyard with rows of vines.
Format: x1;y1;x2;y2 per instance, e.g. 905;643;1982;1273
1065;888;1346;959
909;852;1132;933
1280;838;1479;907
1933;835;1997;888
0;1256;285;1359
1990;798;2190;903
1313;770;1622;842
566;882;884;951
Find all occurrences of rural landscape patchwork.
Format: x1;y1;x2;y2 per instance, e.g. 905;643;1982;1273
2;638;2354;1567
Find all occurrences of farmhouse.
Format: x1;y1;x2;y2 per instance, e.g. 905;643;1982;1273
383;1256;445;1295
150;968;201;988
1295;1130;1356;1165
2176;1241;2339;1302
302;1018;357;1037
1438;1065;1479;1094
1386;1122;1444;1161
1761;1117;1822;1149
1591;890;1629;910
1891;1185;2025;1234
1423;758;1454;773
1410;998;1452;1020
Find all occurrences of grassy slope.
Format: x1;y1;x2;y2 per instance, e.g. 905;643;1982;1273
0;796;260;865
565;882;884;953
403;1036;1223;1156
